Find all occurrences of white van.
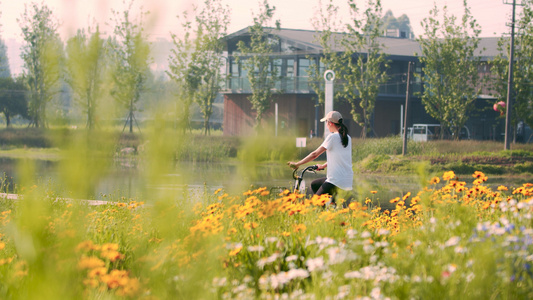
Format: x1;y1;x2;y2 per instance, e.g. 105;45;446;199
408;124;471;141
411;124;441;142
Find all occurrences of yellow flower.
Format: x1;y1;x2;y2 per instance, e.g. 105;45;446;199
229;246;242;256
78;256;105;270
101;243;119;252
88;267;108;278
293;224;307;232
472;171;485;179
371;190;378;194
244;222;259;230
430;177;440;184
497;185;508;191
443;171;456;181
101;250;125;262
0;242;5;250
214;188;222;195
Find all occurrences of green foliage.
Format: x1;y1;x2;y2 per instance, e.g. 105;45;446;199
514;161;533;174
417;2;481;140
308;0;343;105
109;1;151;133
65;26;110;130
490;1;533;133
0;77;29;127
175;135;234;162
19;3;64;128
338;0;390;137
0;39;11;78
168;0;230;135
236;0;281;130
238;135;295;163
353;136;437;161
0;128;51;148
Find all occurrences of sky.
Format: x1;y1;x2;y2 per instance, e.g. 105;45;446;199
0;0;523;75
0;0;521;41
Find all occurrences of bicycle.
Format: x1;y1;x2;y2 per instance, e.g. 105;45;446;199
270;164;319;196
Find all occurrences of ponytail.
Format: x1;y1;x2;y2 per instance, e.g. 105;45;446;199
337;118;349;148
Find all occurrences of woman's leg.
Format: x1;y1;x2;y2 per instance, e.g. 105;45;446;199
311;178;326;194
315;181;338;197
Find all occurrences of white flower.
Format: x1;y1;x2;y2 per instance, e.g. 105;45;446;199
306;257;325;272
285;255;298;262
247;245;265;252
346;229;358;239
361;231;372;238
377;228;390;236
286;268;310;280
265;237;278;243
212;277;227;287
370;287;382;299
454;246;467;254
444;236;460;247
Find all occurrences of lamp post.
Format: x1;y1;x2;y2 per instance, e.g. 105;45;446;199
324;70;335;138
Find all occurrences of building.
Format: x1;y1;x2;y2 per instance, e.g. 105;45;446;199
220;27;505;139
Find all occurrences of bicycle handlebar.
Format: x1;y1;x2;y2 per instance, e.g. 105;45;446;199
292;164;319;180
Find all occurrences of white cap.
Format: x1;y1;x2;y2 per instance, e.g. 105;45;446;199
320;111;342;124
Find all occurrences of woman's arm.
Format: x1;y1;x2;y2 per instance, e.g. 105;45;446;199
287;146;326;169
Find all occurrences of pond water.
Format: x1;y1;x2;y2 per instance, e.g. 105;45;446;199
0;157;529;205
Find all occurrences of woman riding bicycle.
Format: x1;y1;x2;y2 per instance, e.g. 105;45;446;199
287;111;353;203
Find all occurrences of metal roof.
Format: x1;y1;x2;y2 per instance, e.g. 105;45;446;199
226;27;507;60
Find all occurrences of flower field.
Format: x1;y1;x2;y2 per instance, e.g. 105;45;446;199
0;171;532;299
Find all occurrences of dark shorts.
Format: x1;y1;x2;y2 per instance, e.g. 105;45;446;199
310;177;338;197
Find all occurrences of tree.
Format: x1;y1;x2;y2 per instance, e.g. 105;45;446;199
236;0;281;131
338;0;389;138
168;0;230;135
491;0;533;142
308;0;343;107
0;77;29;127
417;1;481;140
65;26;107;130
18;2;63;128
0;39;10;78
109;0;151;133
381;10;414;38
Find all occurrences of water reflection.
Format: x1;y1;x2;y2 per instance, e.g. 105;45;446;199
0;157;529;204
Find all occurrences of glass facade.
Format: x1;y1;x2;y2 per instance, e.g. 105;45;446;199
225;56;421;96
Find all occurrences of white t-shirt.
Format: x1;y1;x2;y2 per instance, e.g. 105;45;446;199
320;133;353;190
